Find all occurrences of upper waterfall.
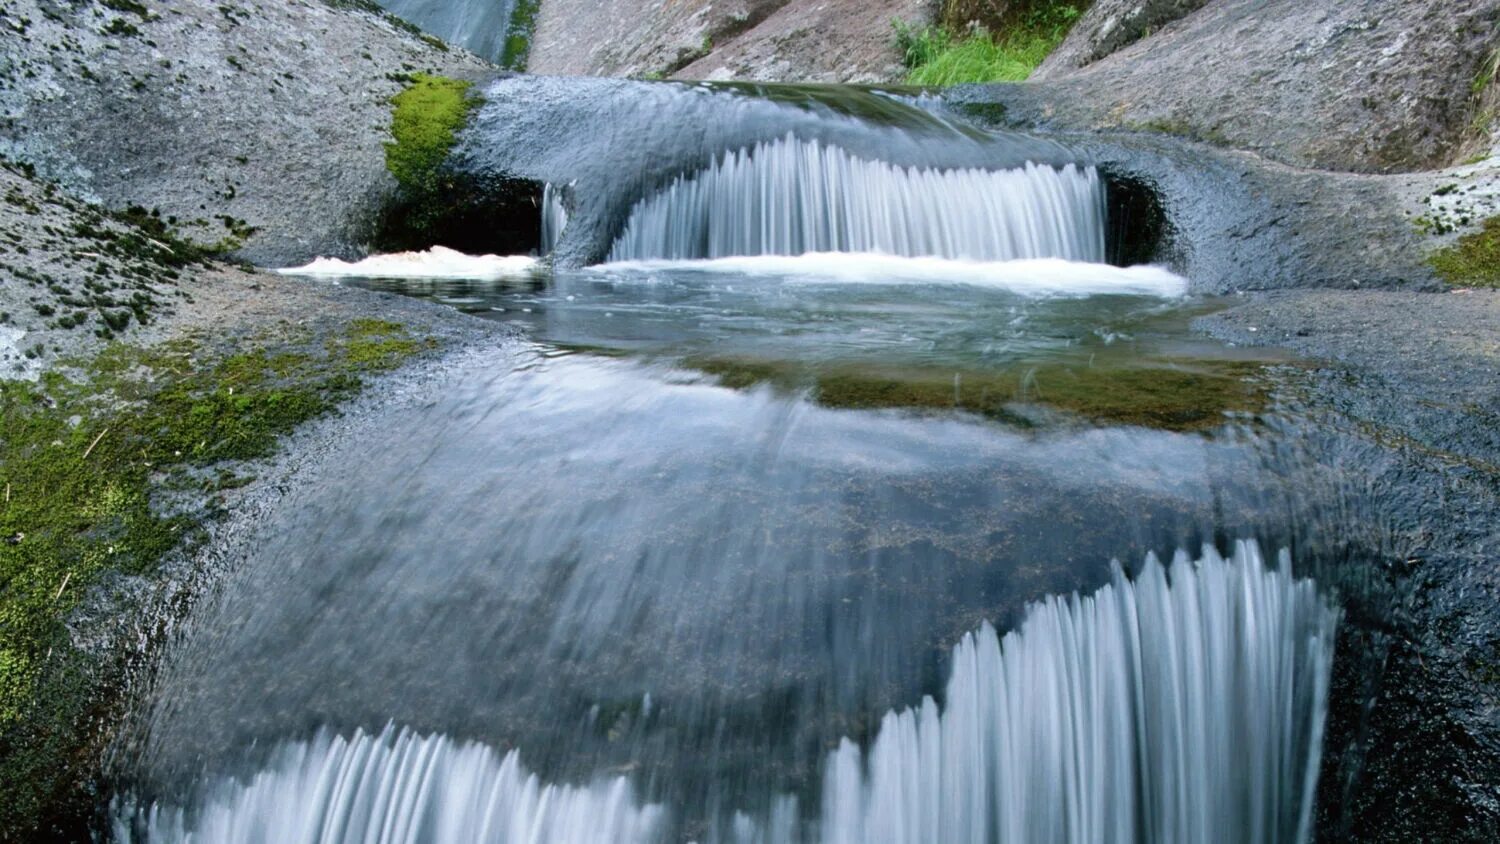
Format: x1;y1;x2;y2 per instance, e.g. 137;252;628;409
606;135;1108;264
374;0;522;64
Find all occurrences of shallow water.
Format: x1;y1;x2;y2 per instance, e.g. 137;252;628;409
337;258;1283;430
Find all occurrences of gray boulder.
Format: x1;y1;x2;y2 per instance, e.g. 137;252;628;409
0;0;490;266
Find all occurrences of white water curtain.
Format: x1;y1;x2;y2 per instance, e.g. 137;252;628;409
608;135;1108;264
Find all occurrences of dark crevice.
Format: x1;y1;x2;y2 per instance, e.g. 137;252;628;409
1101;169;1170;267
372;174;543;256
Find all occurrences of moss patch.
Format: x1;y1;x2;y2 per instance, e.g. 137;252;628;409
501;0;539;70
689;357;1271;432
0;320;432;835
385;74;476;193
1430;216;1500;287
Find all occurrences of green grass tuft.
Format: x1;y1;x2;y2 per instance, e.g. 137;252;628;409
895;3;1082;86
385;74;477;193
1430;216;1500;287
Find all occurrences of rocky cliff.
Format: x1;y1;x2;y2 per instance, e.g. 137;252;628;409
528;0;931;83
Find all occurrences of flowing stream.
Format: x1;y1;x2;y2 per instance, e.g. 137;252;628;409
111;91;1342;843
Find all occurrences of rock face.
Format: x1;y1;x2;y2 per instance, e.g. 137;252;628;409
1022;0;1500;172
0;0;490;266
1035;0;1209;73
528;0;931;83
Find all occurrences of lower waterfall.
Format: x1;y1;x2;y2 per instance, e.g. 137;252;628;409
819;541;1338;844
606;135;1108;264
113;542;1336;843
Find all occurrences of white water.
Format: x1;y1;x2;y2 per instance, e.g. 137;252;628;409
819;541;1337;844
541;183;568;255
114;725;665;844
277;247;538;280
598;254;1187;298
117;543;1335;843
607;136;1108;264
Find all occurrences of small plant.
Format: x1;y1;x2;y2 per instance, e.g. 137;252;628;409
893;2;1083;86
500;0;541;71
101;17;140;37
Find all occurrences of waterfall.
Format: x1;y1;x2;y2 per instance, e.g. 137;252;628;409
606;136;1108;264
820;542;1338;844
373;0;520;64
541;182;568;255
114;543;1335;843
113;725;665;844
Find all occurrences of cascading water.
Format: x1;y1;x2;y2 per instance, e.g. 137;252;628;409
115;543;1336;843
819;542;1338;844
373;0;520;64
606;135;1108;264
541;183;568;256
113;727;665;844
110;79;1352;844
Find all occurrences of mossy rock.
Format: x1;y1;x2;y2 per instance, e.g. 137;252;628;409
385;74;478;193
0;320;434;836
688;356;1271;432
1430;216;1500;288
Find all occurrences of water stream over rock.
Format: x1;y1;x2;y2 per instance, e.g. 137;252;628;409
108;80;1352;843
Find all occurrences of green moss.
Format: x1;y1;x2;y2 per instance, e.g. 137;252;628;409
101;0;150;19
895;3;1082;86
501;0;539;70
385;74;477;193
101;17;140;37
0;320;430;835
1430;216;1500;287
688;357;1271;432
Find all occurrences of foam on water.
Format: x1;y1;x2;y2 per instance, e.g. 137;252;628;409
277;247;538;280
116;542;1335;843
607;135;1107;264
596;254;1188;298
